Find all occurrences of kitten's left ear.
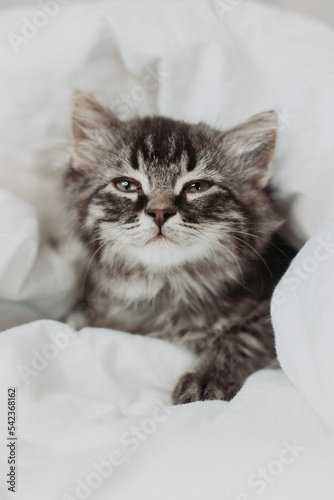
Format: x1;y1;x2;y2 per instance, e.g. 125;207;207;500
222;111;278;188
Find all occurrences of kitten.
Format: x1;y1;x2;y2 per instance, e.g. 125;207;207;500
63;92;293;404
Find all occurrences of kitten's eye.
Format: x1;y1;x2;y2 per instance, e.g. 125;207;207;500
114;179;141;192
183;181;212;193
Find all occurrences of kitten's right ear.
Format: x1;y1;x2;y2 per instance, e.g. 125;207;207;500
70;92;120;172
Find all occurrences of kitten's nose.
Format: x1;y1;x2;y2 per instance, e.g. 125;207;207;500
145;207;176;228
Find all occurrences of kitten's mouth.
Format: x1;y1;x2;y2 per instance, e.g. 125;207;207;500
148;232;170;244
151;234;167;242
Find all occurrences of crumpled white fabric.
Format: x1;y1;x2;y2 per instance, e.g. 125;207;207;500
0;189;77;330
272;220;334;433
1;0;334;499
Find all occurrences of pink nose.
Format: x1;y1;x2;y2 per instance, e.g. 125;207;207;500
145;208;176;228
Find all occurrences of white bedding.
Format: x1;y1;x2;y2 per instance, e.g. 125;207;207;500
1;1;334;498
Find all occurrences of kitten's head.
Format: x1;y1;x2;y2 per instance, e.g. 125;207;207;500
64;93;281;275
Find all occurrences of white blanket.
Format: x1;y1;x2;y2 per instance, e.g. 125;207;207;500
1;1;334;499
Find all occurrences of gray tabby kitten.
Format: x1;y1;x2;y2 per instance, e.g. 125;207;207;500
64;92;291;404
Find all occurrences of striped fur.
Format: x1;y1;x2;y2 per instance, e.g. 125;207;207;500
63;92;293;404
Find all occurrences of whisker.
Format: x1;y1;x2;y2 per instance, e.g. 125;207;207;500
198;230;246;286
77;226;137;263
232;235;273;279
232;230;294;260
79;226;133;293
79;239;112;295
187;224;274;279
182;226;246;289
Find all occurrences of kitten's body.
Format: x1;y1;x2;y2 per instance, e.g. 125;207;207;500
64;93;293;404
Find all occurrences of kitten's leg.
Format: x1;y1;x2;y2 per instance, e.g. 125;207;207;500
172;311;277;404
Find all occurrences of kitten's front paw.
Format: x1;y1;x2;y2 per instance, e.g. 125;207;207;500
172;372;240;405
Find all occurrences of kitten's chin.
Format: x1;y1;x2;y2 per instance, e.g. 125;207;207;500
129;236;203;269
